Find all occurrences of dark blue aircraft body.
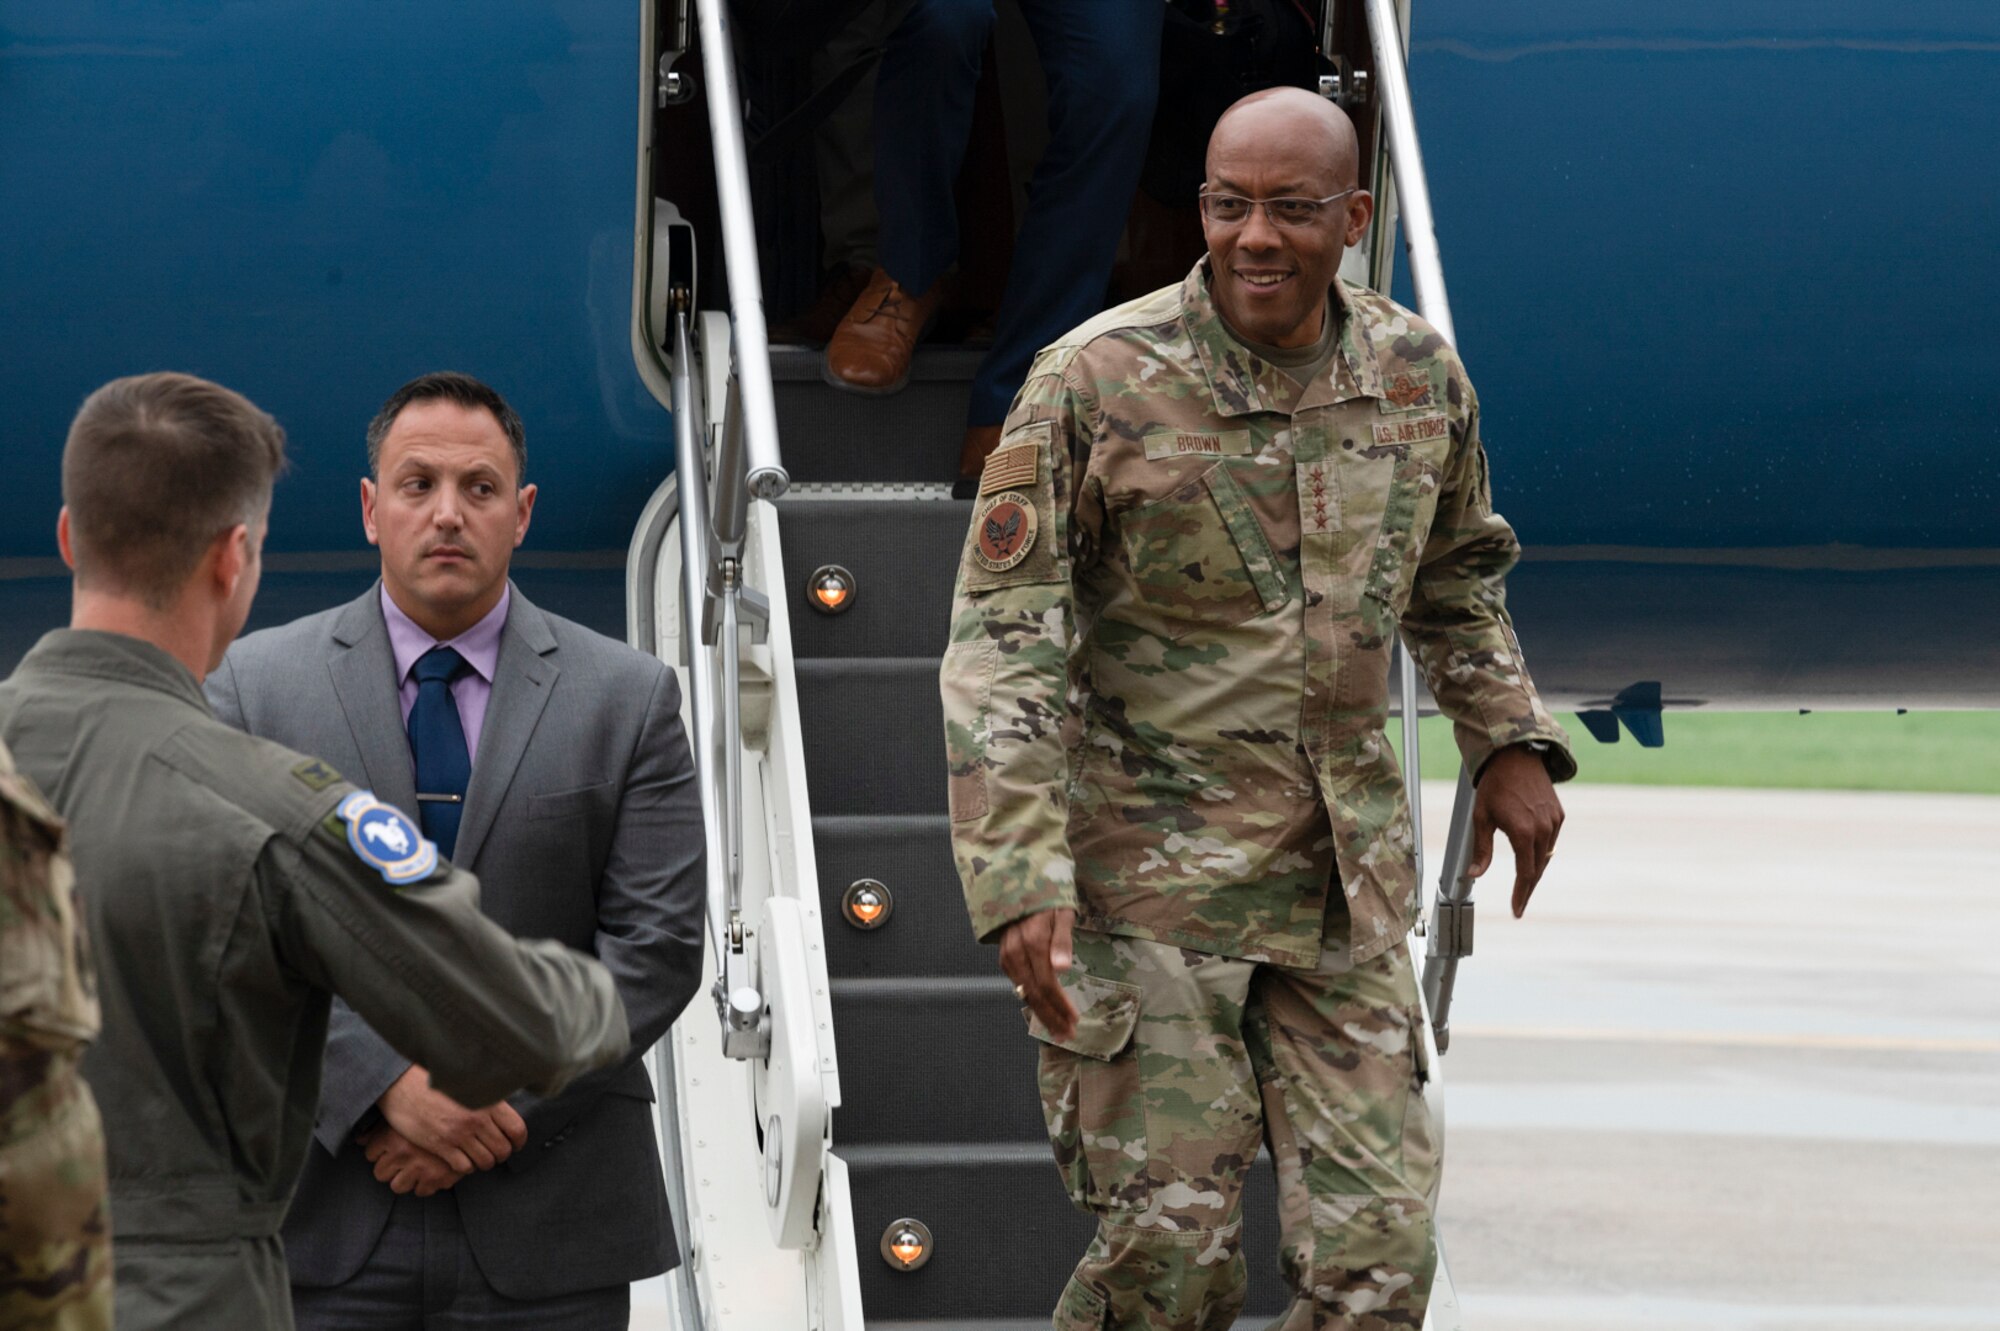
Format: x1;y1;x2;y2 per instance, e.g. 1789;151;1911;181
4;1;1996;711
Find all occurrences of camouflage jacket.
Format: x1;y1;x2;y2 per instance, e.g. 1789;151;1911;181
1;735;110;1326
941;260;1574;968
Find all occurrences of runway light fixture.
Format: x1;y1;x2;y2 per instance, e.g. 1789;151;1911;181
842;879;893;930
881;1217;933;1271
807;564;856;615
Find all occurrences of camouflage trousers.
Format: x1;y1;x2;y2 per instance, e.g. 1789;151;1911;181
0;1048;112;1329
1029;923;1438;1330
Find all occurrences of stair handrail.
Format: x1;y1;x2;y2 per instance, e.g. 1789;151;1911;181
678;0;790;1059
694;0;789;505
1355;0;1479;1048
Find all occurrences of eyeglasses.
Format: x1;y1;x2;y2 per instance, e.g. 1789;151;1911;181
1198;187;1357;228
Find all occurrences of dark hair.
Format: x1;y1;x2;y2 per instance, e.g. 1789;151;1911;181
365;372;527;481
63;373;287;609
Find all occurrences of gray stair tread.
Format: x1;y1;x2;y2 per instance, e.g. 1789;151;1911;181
868;1323;1065;1331
801;655;942;672
840;1141;1050;1167
835;975;1012;998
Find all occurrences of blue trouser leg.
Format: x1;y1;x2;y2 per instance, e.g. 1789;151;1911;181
873;0;1162;427
967;0;1161;426
874;0;996;297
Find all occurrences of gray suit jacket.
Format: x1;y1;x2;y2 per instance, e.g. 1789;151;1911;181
207;583;704;1300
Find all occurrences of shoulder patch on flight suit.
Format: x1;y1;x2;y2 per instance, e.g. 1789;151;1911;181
336;791;438;886
290;758;342;792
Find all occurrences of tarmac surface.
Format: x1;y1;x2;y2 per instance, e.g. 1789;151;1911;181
1427;781;2000;1331
635;781;2000;1329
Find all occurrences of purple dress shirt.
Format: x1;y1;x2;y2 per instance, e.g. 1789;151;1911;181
380;582;508;764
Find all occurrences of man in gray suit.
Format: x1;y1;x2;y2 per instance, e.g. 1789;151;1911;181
207;372;705;1328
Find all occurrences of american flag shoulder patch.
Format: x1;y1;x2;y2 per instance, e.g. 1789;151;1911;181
979;442;1041;496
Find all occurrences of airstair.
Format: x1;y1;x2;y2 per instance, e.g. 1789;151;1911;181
627;1;1473;1326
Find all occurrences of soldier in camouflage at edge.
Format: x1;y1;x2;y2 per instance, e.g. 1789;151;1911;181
0;736;110;1328
941;89;1574;1329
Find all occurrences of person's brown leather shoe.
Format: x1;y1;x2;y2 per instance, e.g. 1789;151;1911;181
823;268;944;395
951;424;1003;499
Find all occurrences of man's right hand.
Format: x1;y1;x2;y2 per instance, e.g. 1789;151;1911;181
377;1064;529;1173
997;908;1079;1043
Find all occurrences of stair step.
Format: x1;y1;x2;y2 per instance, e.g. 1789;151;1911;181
797;658;946;816
814;814;987;979
830;977;1041;1146
777;495;972;660
773;346;981;485
840;1143;1290;1322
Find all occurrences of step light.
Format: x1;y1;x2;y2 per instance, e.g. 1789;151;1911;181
842;878;893;929
807;564;856;615
880;1217;933;1272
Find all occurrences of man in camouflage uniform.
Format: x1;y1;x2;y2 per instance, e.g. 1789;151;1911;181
940;89;1574;1329
0;738;110;1329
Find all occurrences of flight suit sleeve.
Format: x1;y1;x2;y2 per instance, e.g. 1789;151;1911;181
940;353;1099;942
264;790;629;1109
1401;367;1576;783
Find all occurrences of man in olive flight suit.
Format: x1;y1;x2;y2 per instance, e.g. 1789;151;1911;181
0;736;110;1329
0;372;630;1330
941;90;1575;1329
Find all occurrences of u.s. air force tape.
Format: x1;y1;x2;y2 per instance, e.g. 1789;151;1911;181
972;490;1037;572
338;790;439;885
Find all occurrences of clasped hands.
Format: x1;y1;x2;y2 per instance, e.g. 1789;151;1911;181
357;1064;528;1197
997;741;1564;1044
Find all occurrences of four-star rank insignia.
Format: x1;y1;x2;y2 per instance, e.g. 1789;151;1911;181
973;490;1037;572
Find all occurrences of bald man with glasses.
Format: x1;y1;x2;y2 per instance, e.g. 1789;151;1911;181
939;89;1574;1329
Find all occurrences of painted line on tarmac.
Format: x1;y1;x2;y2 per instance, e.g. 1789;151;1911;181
1453;1024;2000;1054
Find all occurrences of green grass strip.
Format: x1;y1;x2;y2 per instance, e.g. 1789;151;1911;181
1392;711;2000;794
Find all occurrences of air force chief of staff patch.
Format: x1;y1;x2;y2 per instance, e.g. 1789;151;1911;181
337;791;439;885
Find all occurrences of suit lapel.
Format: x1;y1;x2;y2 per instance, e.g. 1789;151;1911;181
327;587;420;817
454;590;558;870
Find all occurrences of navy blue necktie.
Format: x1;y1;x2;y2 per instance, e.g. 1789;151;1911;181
408;645;472;859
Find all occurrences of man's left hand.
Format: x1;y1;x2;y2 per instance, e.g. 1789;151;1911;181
1467;744;1565;918
359;1123;468;1197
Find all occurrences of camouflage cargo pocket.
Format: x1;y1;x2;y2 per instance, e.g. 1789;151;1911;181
1118;460;1286;640
1028;969;1144;1214
1052;1276;1111;1331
